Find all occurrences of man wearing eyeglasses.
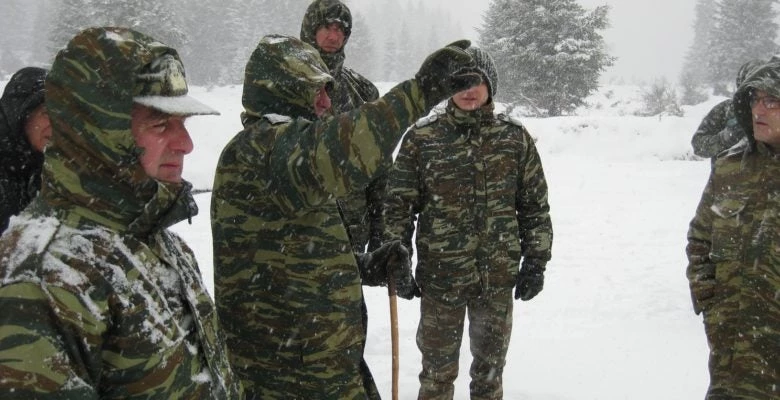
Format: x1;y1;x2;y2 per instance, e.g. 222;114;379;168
685;59;780;399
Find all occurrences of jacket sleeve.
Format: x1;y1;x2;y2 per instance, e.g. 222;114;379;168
228;80;426;216
685;172;715;314
691;100;734;158
366;174;387;252
515;130;553;265
383;130;423;250
0;281;103;398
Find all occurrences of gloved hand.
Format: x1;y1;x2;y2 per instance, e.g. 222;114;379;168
416;40;482;111
688;262;716;314
515;262;545;301
357;241;418;300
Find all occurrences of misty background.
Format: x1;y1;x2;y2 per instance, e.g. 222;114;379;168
1;0;778;116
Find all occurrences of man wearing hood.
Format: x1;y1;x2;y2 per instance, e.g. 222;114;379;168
383;46;553;400
686;58;780;399
0;66;49;235
0;27;242;399
212;34;480;399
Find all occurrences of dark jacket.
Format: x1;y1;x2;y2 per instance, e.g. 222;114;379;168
384;100;553;301
0;67;47;234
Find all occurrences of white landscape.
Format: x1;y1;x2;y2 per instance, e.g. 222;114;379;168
169;82;716;400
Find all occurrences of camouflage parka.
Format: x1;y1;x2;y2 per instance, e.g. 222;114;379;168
211;35;427;397
0;27;242;399
686;60;780;399
690;99;746;159
384;100;553;301
301;0;384;253
0;67;47;235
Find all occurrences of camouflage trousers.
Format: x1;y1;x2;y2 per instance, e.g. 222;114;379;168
416;285;513;400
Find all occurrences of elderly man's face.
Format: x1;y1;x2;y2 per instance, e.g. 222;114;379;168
315;22;345;53
131;104;193;183
750;89;780;151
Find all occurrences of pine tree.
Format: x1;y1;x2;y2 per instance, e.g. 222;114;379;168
707;0;779;94
479;0;614;116
679;0;717;104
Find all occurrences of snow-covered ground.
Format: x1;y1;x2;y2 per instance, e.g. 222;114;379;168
170;83;718;399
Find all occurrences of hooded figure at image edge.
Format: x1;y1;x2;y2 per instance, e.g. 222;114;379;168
211;34;480;399
686;59;780;399
0;66;48;235
0;27;242;399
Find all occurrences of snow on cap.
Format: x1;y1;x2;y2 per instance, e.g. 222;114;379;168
133;54;219;116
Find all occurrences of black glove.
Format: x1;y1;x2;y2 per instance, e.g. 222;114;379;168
515;262;545;301
688;262;716;314
357;241;418;300
415;40;482;111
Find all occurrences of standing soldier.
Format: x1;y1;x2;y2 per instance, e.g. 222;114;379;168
301;2;391;396
686;59;779;399
383;47;553;400
691;59;762;160
0;27;242;398
211;35;480;399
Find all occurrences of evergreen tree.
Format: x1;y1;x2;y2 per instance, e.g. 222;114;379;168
707;0;779;94
680;0;717;104
345;12;378;82
479;0;614;116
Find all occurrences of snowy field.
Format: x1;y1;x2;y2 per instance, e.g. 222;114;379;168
0;78;720;398
170;83;719;399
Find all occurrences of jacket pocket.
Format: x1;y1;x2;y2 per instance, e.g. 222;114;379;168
709;196;747;262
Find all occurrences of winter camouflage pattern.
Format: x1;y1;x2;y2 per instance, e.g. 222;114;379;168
301;0;384;254
690;99;746;158
686;59;780;399
0;27;242;399
211;34;428;399
384;100;552;399
692;59;763;159
0;67;47;234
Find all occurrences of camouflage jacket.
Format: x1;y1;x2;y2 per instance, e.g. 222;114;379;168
0;28;241;399
211;35;426;394
384;101;553;298
686;60;780;397
301;0;384;253
691;99;746;158
0;67;47;235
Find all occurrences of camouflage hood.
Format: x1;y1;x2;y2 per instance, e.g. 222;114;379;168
242;34;334;122
734;59;779;152
300;0;351;72
43;27;197;236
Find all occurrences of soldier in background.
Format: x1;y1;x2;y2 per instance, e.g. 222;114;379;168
0;66;49;235
686;58;779;399
300;2;387;395
212;35;480;399
0;27;242;398
383;47;553;400
691;59;762;159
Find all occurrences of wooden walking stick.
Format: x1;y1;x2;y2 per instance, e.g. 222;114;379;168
388;277;399;400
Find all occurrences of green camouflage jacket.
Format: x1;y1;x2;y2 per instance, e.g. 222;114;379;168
0;27;242;399
384;100;553;300
686;60;780;398
211;35;426;395
691;99;746;159
301;0;384;252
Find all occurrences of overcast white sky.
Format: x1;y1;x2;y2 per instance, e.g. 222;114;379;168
365;0;696;84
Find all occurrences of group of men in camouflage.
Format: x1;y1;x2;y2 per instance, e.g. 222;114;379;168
0;0;551;399
0;0;777;398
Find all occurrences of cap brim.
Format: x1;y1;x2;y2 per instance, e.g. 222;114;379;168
133;95;220;116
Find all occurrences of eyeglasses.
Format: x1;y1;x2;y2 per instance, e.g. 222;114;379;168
749;93;780;109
